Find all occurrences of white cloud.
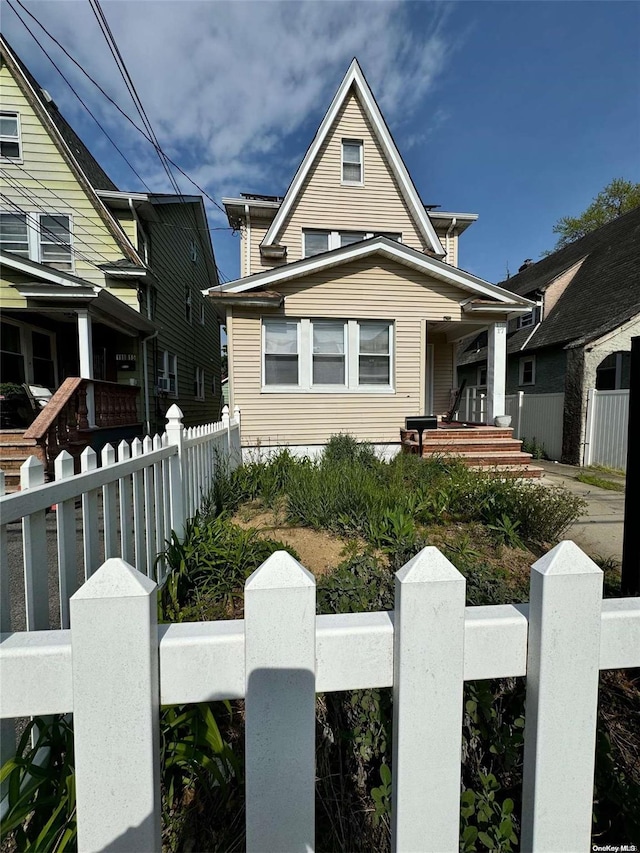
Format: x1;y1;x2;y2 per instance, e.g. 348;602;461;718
4;0;456;208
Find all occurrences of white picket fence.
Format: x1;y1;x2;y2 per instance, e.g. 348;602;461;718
1;542;638;851
0;403;241;634
584;388;630;470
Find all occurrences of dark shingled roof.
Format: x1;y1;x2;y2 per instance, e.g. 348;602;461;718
2;36;118;191
458;206;640;366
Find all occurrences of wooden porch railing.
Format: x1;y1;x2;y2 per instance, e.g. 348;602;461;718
24;378;140;471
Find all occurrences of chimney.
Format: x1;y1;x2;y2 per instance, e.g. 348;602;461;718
518;259;534;272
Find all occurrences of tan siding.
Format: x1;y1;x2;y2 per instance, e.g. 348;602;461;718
230;257;467;445
435;229;458;268
0;65;131;288
268;89;429;266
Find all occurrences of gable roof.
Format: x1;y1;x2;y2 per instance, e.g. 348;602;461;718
262;59;445;258
458;206;640;365
0;35;142;266
206;235;535;309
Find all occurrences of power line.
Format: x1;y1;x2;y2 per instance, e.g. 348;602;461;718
8;0;229;217
8;0;230;283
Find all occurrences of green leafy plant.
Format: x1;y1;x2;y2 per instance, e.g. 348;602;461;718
487;514;525;550
575;473;625;492
371;762;392;827
1;717;76;852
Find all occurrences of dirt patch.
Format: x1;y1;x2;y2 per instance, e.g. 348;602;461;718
231;504;351;576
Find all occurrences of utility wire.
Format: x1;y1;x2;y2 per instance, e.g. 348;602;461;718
9;0;231;283
8;0;229;216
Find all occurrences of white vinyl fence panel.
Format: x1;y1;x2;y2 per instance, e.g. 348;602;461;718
584;389;629;470
1;543;638;851
505;392;565;461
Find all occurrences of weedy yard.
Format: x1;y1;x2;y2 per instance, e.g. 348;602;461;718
2;435;639;852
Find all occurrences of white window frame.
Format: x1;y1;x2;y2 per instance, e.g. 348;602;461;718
261;318;394;393
0;209;74;271
0;112;22;162
0;317;57;386
185;287;192;324
517;310;535;329
262;319;300;389
519;355;536;386
200;297;206;325
311;320;347;388
341;138;363;185
159;350;178;397
194;366;205;400
0;211;29;257
477;365;487;387
302;229;402;258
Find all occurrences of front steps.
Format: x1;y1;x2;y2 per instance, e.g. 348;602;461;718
400;425;544;478
0;430;46;493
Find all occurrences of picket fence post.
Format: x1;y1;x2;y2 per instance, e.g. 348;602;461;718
54;450;77;629
583;388;597;467
20;456;48;630
165;404;185;539
71;558;161;852
516;390;524;438
244;552;316;853
392;547;466;852
520;541;603;852
222;404;231;458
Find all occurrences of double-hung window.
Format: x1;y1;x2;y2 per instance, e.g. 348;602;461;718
159;351;178;396
519;356;535;386
358;322;391;385
342;139;363;184
312;322;346;385
0;112;21;160
263;318;393;391
264;321;299;386
303;229;402;258
0;211;72;270
304;231;330;257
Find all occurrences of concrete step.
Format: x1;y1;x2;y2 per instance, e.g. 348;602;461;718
433;427;514;438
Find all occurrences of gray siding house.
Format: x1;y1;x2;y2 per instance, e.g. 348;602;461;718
457;206;640;463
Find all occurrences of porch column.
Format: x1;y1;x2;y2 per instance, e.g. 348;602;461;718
77;310;95;428
486;321;507;424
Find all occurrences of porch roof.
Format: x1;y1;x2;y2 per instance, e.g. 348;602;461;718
205;236;536;311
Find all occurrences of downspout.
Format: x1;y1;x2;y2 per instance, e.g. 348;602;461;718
141;329;158;434
245;203;251;276
129;197;148;265
445;217;457;265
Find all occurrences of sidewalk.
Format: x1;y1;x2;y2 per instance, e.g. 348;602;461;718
537;460;626;561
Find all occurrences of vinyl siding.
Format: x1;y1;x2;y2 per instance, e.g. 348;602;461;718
230;257;461;445
145;202;221;431
436;229;458;268
264;89;429;268
0;65;134;293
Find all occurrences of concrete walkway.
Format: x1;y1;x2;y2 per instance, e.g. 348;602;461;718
537;460;626;561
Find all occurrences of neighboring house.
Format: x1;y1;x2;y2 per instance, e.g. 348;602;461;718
206;59;533;455
456;206;640;463
0;36;222;481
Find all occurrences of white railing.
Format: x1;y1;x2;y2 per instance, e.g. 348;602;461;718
584;388;629;470
505;391;565;460
0;404;241;633
458;385;487;422
1;542;638;851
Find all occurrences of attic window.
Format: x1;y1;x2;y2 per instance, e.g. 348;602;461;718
342;139;363;184
0;112;21;160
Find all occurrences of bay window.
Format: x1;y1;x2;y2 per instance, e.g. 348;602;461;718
262;318;393;391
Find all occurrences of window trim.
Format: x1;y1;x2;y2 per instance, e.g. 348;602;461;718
158;350;178;397
517;310;535;329
0;111;22;162
200;297;206;325
0;209;74;271
311;320;347;387
519;355;536;386
261;318;395;393
194;366;205;400
341;138;363;185
185;287;193;324
302;229;402;258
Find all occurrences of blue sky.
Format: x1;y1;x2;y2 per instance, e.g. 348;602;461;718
3;1;639;285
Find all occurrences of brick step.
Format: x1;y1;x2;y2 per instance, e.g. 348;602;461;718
421;439;523;454
433;428;514;439
0;455;35;472
422;451;534;466
0;443;39;459
469;464;545;479
1;470;21;493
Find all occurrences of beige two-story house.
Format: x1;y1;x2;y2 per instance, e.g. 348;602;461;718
208;59;534;454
